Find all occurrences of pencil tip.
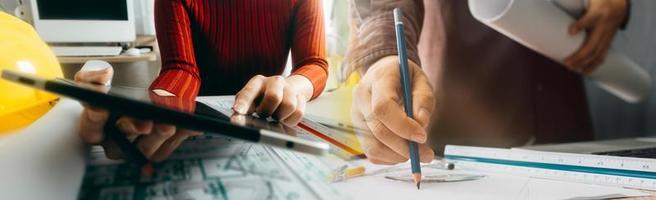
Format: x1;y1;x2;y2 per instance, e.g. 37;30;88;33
413;173;422;190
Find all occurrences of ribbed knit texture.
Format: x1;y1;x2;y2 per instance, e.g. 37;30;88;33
150;0;327;99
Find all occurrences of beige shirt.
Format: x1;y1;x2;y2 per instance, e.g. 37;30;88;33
345;0;593;152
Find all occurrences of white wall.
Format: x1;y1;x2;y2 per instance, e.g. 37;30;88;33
0;0;18;14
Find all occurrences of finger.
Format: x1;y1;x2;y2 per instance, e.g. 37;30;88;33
230;114;248;126
233;75;265;114
362;136;408;164
74;67;114;85
582;45;607;75
135;124;176;159
282;95;305;126
569;13;596;35
371;80;427;143
418;144;435;163
255;77;285;118
368;157;397;165
565;15;599;71
576;28;608;73
78;108;109;144
116;117;153;136
273;87;297;121
366;114;435;163
411;74;435;128
351;89;387;160
583;31;614;74
366;119;410;159
150;129;198;162
565;33;597;72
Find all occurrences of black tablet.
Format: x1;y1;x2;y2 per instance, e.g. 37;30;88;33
1;69;329;155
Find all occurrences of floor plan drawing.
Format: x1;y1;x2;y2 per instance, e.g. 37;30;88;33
78;135;347;200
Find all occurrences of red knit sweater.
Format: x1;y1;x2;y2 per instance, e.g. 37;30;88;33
150;0;327;99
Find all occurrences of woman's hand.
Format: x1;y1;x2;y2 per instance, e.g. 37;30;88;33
233;75;313;126
75;68;199;162
564;0;629;74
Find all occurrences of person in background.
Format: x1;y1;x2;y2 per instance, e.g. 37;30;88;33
344;0;630;164
76;0;327;161
153;0;327;125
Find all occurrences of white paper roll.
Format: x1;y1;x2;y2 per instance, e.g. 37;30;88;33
551;0;585;18
469;0;651;103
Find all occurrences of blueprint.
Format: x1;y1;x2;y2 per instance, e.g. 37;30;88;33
78;135;347;200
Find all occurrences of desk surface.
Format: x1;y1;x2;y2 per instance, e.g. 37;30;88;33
0;99;85;200
0;92;653;199
0;90;350;200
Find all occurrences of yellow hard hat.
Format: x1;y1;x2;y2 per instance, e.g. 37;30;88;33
0;12;63;133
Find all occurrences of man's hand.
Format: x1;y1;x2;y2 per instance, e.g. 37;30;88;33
352;56;435;165
564;0;628;74
233;75;313;126
76;68;199;162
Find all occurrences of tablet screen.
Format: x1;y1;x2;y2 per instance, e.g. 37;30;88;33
63;80;306;139
2;69;331;156
58;78;362;158
85;83;358;158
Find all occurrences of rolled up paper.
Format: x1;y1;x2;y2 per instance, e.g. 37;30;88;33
469;0;651;103
551;0;585;18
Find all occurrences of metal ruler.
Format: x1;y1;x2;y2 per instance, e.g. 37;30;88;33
444;145;656;190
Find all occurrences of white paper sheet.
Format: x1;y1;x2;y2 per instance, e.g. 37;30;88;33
468;0;651;103
333;160;648;200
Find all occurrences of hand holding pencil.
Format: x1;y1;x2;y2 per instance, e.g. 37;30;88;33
350;8;436;188
351;56;435;162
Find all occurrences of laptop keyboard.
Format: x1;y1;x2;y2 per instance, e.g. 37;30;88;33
593;147;656;159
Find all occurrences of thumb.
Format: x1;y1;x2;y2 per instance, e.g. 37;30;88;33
569;14;596;35
74;67;114;85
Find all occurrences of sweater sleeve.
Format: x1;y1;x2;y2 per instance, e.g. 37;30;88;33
343;0;424;76
289;0;329;99
149;0;201;99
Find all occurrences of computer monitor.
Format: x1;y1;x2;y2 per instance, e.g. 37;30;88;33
27;0;135;43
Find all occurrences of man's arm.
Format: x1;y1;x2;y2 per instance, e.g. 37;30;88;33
345;0;436;165
344;0;424;75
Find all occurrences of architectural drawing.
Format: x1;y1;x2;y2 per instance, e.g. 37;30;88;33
78;135;347;200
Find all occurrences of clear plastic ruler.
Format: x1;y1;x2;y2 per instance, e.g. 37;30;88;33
444;145;656;190
297;119;364;158
196;96;364;159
